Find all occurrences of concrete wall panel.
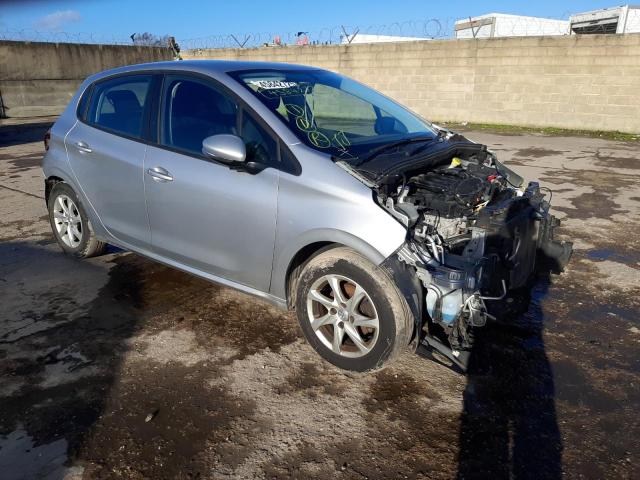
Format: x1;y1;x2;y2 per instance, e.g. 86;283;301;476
0;40;172;118
186;34;640;133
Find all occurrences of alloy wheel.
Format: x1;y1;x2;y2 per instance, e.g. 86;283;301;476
306;274;380;358
53;194;82;248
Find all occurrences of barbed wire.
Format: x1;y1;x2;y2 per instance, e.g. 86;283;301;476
0;28;134;45
0;15;578;50
180;18;460;49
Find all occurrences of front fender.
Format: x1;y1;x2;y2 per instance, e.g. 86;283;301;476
380;250;423;346
270;227;404;301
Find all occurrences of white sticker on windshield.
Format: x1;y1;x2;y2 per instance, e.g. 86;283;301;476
249;80;298;90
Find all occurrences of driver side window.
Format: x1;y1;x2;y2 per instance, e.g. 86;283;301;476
161;76;238;156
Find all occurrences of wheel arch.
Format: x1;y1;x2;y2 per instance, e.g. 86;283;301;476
284;241;336;310
44;172;110;241
283;240;424;348
45;175;65;205
274;229;397;310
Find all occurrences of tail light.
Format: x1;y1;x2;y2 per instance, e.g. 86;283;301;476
44;129;51;151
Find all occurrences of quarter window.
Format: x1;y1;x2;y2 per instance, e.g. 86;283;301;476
86;75;152;139
241;111;277;165
161;76;238;156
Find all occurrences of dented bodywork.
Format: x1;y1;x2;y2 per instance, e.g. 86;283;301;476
344;129;573;370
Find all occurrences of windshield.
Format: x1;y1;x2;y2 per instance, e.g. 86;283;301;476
230;69;437;163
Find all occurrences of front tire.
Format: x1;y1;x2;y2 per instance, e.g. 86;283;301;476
48;182;106;258
295;247;413;372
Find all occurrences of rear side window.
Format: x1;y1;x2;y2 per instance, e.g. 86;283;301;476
86;75;152;139
76;85;92;120
161;76;238;156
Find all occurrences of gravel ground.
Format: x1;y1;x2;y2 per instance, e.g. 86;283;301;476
1;118;639;479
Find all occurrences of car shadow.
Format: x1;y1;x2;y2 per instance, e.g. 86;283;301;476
0;239;290;479
456;276;562;479
0;240;145;479
0;120;55;148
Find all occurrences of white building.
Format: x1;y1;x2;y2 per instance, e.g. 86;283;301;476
455;13;569;38
340;33;429;44
569;5;640;34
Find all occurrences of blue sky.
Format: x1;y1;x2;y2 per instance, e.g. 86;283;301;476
0;0;623;44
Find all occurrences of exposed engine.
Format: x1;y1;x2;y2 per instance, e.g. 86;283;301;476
377;146;572;365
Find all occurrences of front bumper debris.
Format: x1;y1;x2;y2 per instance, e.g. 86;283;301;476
398;181;572;373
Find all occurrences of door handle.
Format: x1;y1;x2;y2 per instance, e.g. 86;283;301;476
146;167;173;182
75;141;92;153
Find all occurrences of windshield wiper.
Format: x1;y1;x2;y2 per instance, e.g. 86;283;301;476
355;135;436;166
407;129;447;157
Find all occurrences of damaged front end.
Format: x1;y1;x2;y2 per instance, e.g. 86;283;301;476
371;134;572;372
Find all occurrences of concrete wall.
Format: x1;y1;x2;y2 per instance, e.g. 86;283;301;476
0;41;172;117
185;34;640;133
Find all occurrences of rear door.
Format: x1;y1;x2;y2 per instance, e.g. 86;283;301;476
143;74;280;292
65;74;154;249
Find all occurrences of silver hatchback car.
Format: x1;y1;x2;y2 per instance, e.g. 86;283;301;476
43;60;571;372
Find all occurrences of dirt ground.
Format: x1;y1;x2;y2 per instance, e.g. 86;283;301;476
1;117;639;480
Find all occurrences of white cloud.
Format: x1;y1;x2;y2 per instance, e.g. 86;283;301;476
34;10;81;31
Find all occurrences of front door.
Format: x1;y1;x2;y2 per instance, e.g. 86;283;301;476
144;75;279;292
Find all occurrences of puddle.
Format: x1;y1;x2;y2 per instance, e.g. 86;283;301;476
38;346;98;389
0;428;75;480
514;147;567;158
594;152;640;170
585;248;640;266
554;191;627;220
0;153;43;174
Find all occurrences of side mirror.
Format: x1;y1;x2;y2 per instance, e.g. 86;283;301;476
202;134;246;164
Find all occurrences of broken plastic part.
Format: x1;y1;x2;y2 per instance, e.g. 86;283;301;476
417;335;469;373
540;239;573;273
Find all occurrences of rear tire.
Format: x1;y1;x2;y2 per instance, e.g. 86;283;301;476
294;247;413;372
48;182;106;258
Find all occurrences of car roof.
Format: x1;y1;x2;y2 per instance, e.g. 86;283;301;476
91;59;322;80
